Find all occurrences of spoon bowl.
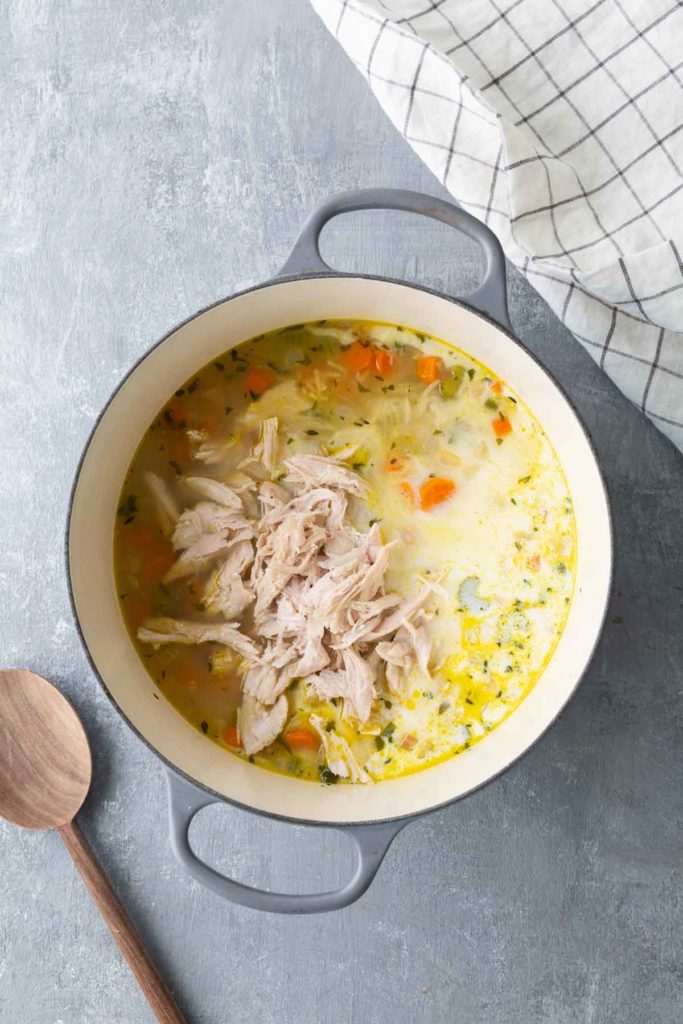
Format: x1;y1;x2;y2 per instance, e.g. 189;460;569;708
0;669;91;829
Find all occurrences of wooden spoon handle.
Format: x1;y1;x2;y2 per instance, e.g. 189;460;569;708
59;819;186;1024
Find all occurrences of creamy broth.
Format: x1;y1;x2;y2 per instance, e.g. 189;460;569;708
114;320;575;784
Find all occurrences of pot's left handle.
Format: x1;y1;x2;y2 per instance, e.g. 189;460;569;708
165;771;406;914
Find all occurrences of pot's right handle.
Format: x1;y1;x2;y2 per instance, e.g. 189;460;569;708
165;771;406;914
278;188;511;332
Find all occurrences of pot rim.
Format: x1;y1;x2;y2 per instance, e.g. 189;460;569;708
66;270;614;828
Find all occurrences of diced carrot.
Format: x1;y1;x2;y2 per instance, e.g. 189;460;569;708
416;355;444;384
283;728;320;751
223;724;241;747
139;549;175;584
166;402;187;426
342;340;374;373
491;381;503;394
419;476;456;511
527;554;541;571
176;665;199;689
166;435;190;465
245;367;274;396
400;733;418;750
399;481;415;506
492;415;512;437
386;456;406;473
196;413;221;436
126;598;153;630
374;349;395;376
126;527;157;551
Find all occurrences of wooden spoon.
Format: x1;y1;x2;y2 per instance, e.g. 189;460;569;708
0;669;186;1024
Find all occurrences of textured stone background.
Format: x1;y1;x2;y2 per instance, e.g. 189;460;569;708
0;3;681;1023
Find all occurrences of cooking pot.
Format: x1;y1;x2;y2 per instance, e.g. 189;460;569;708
67;189;612;914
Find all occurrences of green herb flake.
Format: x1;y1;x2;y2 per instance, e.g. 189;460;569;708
117;494;137;519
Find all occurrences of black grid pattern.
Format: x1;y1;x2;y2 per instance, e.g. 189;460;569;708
312;0;683;449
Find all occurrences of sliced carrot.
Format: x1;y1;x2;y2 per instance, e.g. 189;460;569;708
223;723;241;747
342;340;374;373
419;476;456;511
416;355;444;384
492;415;512;437
283;728;320;750
140;549;175;584
245;366;274;396
386;456;406;473
491;380;503;394
374;349;395;376
399;481;415;506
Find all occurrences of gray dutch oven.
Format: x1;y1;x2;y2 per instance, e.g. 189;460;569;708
67;189;612;914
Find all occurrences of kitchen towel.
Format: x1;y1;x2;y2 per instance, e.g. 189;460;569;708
310;0;683;451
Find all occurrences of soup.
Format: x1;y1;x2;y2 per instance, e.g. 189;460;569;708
114;320;575;784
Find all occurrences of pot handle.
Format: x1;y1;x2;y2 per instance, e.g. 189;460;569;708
278;188;511;331
165;770;406;914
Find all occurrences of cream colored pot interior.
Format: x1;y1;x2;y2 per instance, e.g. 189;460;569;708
69;277;611;824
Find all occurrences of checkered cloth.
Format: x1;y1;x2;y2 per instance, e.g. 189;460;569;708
310;0;683;451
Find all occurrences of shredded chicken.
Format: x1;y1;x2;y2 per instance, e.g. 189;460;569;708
310;715;370;783
254;417;280;474
182;476;244;510
137;421;432;768
144;471;180;534
239;694;288;757
137;617;259;661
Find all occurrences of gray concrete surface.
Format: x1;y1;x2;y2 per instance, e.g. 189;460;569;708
1;2;681;1022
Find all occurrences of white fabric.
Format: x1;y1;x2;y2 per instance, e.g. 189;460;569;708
311;0;683;450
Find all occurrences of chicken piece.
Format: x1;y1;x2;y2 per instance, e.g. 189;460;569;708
182;476;244;510
238;694;288;756
400;617;432;677
289;636;329;678
203;539;255;618
259;480;290;511
253;417;280;475
310;715;370;784
137;617;259;661
164;532;235;581
307;647;375;724
376;630;414;695
242;662;284;705
362;587;434;643
172;503;250;551
193;438;236;465
330;594;403;649
284;454;368;497
144;471;180;535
